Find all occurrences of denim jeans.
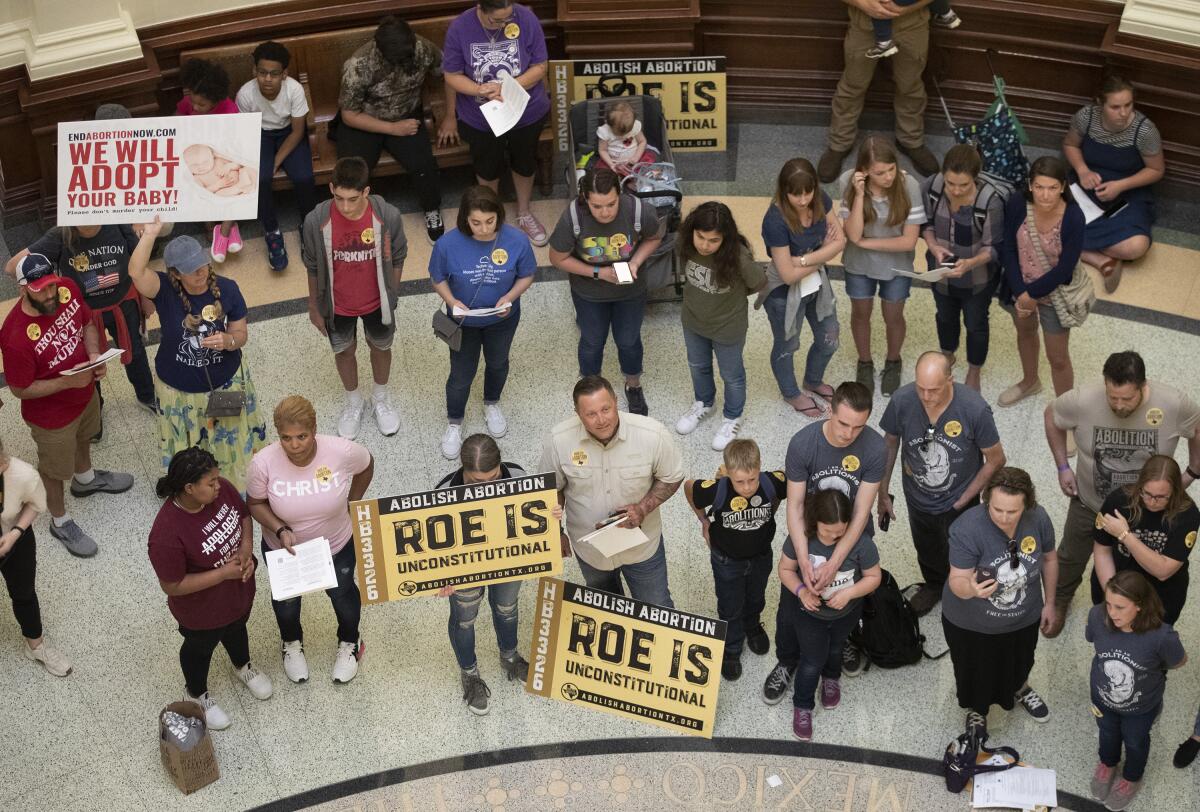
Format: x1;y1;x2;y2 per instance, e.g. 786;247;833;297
575;537;674;607
774;584;800;668
446;311;520;421
447;580;522;670
571;290;646;377
259;127;318;232
1097;703;1160;782
266;541;361;644
682;327;747;419
792;603;862;709
763;286;839;399
932;281;996;368
709;548;772;657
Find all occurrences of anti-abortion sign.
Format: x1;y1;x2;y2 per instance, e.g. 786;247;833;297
57;113;262;225
527;577;727;737
350;473;562;603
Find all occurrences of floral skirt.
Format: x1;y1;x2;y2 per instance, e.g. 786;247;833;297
155;366;267;492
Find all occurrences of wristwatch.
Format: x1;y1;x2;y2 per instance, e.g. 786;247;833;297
592;267;599;279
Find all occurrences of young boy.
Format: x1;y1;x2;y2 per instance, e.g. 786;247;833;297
685;438;786;680
868;1;961;59
235;41;318;270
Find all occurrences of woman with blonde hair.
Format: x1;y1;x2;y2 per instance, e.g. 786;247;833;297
128;218;266;491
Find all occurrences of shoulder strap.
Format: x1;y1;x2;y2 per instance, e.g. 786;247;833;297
927;174;946;216
710;477;730;519
1024;202;1055;275
760;472;782;512
569;199;582;238
632;194;642;236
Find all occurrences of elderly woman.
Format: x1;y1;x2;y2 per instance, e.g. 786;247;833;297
128;218;266;491
439;1;551;246
942;467;1058;735
1092;454;1199;625
246;396;374;685
1063;75;1165;293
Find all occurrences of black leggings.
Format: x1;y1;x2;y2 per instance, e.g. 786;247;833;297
178;615;251;697
0;527;41;639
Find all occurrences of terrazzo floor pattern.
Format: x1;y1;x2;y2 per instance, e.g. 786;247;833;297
1;273;1198;810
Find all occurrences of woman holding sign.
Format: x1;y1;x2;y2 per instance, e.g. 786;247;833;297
128;219;267;491
246;396;373;685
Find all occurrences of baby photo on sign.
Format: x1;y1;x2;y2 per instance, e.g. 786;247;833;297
182;144;257;198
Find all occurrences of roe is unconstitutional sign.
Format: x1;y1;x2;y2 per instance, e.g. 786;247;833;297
527;577;727;737
350;473;562;603
56;113;262;225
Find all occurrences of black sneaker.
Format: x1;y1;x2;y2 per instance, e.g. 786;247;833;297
1174;736;1200;768
908;583;941;617
762;661;796;705
625;385;648;416
265;230;288;270
500;652;529;683
842;640;866;677
881;358;902;397
1015;686;1050;722
721;657;742;681
856;360;875;391
424;210;445;244
745;623;770;656
966;710;988;740
461;669;491;716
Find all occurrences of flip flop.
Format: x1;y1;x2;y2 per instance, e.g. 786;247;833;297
804;383;835;401
786;393;829;418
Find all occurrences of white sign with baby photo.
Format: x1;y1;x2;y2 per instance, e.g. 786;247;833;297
56;113;263;225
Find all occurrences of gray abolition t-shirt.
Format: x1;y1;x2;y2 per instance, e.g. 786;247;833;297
879;383;1001;514
785;420;886;535
782;534;880;620
548;195;663;303
1085;604;1184;716
941;503;1056;634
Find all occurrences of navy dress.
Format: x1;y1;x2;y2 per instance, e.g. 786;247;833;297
1076;108;1156;251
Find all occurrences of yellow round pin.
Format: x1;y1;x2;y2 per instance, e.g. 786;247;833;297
842;455;860;473
315;465;332;483
700;479;715;488
201;304;218;322
58;286;71;303
69;254;89;273
1095;513;1104;530
1187;531;1196;550
1146;407;1163;427
772;470;785;481
944;420;962;438
491;248;508;265
730;496;748;512
1020;536;1036;555
26;324;40;341
504;22;520;39
570;450;588;467
361;227;375;245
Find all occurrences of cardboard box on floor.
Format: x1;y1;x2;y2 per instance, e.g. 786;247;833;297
159;701;219;794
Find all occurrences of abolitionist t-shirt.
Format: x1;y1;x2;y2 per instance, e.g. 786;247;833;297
785;420;885;537
690;470;785;559
1086;603;1184;715
782;533;880;620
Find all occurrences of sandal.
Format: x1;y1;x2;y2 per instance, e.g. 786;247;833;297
804;383;835;401
786;393;829;418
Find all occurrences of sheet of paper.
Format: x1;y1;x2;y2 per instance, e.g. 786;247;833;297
893;265;955;283
576;518;650;559
452;302;512;318
1070;183;1106;224
798;270;821;298
971;767;1057;809
265;537;337;601
480;71;529;137
59;347;124;375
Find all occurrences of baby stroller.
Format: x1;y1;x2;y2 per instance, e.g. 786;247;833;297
566;93;684;297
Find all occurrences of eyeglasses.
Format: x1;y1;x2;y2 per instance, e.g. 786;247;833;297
1006;538;1020;571
921;423;936;452
1140;489;1170;504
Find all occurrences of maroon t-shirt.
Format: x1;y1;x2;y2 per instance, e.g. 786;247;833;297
148;478;255;630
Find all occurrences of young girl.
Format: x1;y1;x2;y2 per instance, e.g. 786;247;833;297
1086;571;1186;810
778;489;881;741
597;101;657;176
760;158;845;417
675;201;765;451
177;59;243;263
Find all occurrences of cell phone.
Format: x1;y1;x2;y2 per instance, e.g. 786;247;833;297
1102;199;1129;219
613;261;634;284
879;493;894;532
975;566;996;584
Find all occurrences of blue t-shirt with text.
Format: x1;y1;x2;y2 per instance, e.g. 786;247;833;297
428;224;537;327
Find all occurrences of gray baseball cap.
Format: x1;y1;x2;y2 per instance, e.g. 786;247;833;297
162;236;209;275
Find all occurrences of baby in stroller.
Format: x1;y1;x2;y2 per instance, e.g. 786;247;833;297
597;101;660;176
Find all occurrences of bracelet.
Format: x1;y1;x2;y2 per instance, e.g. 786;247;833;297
1056;462;1071;473
794;584;804;598
1118;530;1129;542
800;254;808;267
276;525;292;536
1187;466;1200;480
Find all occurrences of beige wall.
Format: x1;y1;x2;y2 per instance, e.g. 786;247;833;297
122;0;290;28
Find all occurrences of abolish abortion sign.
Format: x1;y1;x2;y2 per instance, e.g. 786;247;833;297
56;113;262;226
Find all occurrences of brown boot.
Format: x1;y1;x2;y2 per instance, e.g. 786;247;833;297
897;142;940;176
1042;599;1070;638
818;147;851;184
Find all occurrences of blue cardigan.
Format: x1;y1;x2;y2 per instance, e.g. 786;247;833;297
1000;193;1085;300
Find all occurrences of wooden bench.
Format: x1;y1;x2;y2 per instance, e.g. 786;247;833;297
180;18;554;196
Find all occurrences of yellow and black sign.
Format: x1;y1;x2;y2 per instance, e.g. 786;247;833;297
550;57;727;152
350;473;562;604
527;577;726;737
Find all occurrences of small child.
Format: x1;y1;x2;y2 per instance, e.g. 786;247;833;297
868;1;961;60
778;489;881;742
597;101;658;176
176;60;243;262
685;439;785;682
1086;571;1187;810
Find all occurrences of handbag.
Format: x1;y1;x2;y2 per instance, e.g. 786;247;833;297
942;724;1020;794
1024;203;1095;329
193;327;247;418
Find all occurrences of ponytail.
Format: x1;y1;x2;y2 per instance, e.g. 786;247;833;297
156;446;219;499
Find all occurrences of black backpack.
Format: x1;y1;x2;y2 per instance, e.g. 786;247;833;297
850;569;945;670
708;472;783;520
925;170;1014;235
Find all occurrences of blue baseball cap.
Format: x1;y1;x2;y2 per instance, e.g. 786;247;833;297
163;235;209;275
15;253;61;291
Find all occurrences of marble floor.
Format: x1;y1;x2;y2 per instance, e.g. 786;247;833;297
2;114;1200;811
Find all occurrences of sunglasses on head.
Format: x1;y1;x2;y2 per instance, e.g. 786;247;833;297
921;423;936;451
1006;538;1020;571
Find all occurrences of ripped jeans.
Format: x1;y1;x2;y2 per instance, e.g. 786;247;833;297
448;580;522;670
763;285;839;399
266;540;361;645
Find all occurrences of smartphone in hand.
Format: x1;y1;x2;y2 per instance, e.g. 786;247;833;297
975;566;996;584
613;261;634;284
880;493;894;532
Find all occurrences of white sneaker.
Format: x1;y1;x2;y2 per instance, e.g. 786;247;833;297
332;639;363;684
25;639;72;677
234;663;273;700
185;690;231;730
712;417;743;451
372;391;400;436
484;403;508;437
675;401;712;435
281;640;309;683
441;423;463;460
337;397;365;439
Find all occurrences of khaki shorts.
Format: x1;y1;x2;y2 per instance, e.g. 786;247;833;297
30;391;101;481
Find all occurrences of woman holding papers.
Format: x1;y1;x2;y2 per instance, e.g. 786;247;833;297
148;446;272;731
246;396;373;685
1063;76;1164;294
996;156;1085;407
429;186;537;461
760;158;845;418
920;145;1005;392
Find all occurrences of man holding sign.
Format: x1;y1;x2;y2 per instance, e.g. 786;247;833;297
540;375;684;606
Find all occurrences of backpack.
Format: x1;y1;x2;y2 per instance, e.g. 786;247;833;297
925;170;1014;236
849;570;945;670
942;725;1020;794
708;473;783;521
568;194;643;240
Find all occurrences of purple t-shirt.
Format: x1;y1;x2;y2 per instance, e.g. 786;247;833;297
442;4;550;132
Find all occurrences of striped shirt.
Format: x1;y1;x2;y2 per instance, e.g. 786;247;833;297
1070;106;1161;155
920;174;1005;293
